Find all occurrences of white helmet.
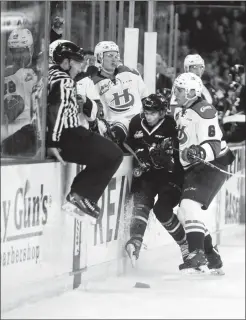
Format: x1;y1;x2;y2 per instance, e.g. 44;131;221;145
49;39;72;65
184;54;205;72
173;72;203;100
94;41;119;67
8;28;33;49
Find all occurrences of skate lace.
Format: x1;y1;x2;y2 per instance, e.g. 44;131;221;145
186;251;197;260
180;242;189;257
84;198;95;211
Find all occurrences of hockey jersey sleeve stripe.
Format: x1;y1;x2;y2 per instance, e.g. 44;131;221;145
200;140;221;161
113;121;128;136
52;78;70;142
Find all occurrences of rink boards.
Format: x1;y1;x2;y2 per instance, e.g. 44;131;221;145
1;143;245;312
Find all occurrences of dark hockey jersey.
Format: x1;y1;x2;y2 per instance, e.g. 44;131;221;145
126;114;182;172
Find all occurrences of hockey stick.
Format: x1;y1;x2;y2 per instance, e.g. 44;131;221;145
123;142;148;169
173;147;244;177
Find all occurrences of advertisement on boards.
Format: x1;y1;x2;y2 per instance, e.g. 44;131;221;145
1;163;69;291
84;155;133;267
67;156;133;285
216;144;245;228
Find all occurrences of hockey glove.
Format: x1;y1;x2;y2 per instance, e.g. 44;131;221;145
160;138;174;155
181;144;206;164
149;139;174;169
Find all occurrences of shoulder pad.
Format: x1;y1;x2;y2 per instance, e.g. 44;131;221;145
49;66;70;78
91;73;105;85
117;65;140;76
75;71;87;82
165;115;176;125
131;113;141;124
191;100;217;119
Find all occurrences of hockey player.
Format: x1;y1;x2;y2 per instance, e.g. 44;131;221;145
124;93;189;265
170;54;217;115
2;28;39;156
172;72;235;273
3;28;37;139
183;54;214;104
47;41;123;219
91;41;149;146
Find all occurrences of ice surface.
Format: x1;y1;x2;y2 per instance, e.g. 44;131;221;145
2;228;245;319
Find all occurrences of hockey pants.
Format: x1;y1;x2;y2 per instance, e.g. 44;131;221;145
59;127;123;202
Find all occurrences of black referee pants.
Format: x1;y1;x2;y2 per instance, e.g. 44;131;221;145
59;127;123;202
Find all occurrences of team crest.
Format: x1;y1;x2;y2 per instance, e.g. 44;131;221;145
134;130;143;138
177;124;188;145
109;88;135;113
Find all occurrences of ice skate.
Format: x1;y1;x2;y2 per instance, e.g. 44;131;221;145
179;249;210;274
179;240;189;262
125;239;142;268
206;245;225;275
63;192;100;222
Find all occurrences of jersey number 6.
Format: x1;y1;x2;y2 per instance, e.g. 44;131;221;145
208;125;215;137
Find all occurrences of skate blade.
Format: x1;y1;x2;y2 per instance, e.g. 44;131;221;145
208;267;225;276
62;202;97;225
126;244;137;268
180;265;210;275
181;265;225;276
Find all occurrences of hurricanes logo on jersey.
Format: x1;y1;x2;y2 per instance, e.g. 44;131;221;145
177;124;188;145
109;88;134;113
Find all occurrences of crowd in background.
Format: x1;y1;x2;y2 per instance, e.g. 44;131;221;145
177;4;246;88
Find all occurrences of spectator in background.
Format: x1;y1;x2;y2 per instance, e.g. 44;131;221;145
50;15;65;44
222;66;246;143
83;50;98;78
156;53;172;94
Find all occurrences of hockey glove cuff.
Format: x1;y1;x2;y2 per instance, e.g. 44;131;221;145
110;122;127;145
182;144;206;164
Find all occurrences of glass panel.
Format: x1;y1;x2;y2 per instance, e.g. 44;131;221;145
1;1;48;163
71;1;97;51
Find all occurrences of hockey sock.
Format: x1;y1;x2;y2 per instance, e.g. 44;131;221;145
162;213;186;245
130;205;149;240
184;220;205;252
204;229;213;254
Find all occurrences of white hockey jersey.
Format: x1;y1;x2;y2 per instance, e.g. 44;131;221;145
91;65;148;127
4;67;37;137
174;99;228;169
76;76;98;129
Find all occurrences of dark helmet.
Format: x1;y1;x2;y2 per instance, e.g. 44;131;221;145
142;93;170;113
53;41;84;64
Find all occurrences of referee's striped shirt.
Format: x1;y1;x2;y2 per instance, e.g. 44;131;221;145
47;65;79;147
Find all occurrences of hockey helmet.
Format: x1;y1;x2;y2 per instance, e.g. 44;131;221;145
173;72;203;100
94;41;120;67
184;54;205;73
8;28;34;67
8;28;33;49
53;41;84;64
49;39;71;65
142;93;170;113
